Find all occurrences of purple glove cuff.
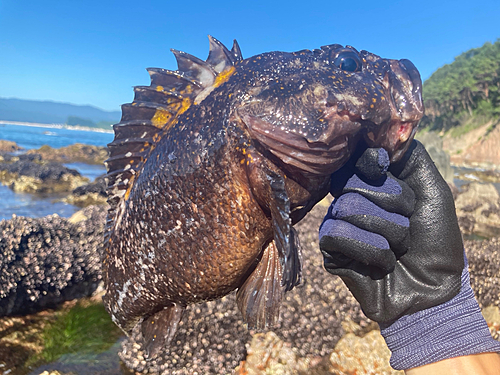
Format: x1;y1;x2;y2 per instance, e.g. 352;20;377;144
380;256;500;370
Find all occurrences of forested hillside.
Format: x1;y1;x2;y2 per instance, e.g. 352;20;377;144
421;40;500;134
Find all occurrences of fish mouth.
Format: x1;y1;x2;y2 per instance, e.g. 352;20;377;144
363;58;424;162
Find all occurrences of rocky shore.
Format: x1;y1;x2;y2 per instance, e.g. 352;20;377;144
0;140;23;153
0;197;498;375
0;141;108;205
0;139;498;374
62;176;107;207
26;144;108;165
117;202;500;375
0;153;89;194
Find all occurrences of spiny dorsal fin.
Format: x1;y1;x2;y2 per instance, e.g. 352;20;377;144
104;36;243;243
231;39;243;62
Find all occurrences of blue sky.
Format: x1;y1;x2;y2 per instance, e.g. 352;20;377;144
1;0;499;112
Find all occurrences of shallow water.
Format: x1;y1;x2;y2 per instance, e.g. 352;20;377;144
0;123;113;150
453;166;500;193
0;123;110;220
0;186;77;221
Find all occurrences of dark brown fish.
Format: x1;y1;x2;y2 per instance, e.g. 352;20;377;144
102;36;423;357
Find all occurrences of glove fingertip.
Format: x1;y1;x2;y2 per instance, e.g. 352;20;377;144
355;148;390;181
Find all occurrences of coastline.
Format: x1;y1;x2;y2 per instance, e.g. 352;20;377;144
0;120;114;134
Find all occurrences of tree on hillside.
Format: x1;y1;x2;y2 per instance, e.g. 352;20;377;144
421;39;500;132
67;116;96;127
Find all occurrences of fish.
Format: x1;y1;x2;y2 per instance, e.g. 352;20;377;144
102;36;423;357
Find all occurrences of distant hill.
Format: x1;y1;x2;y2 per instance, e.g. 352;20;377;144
420;39;500;134
0;97;121;129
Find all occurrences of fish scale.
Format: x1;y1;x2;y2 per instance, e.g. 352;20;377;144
103;36;423;358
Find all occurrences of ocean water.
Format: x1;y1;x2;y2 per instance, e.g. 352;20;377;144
0;123;113;149
0;123;113;221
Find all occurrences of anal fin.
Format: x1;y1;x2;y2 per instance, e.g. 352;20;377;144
140;304;185;358
236;240;284;330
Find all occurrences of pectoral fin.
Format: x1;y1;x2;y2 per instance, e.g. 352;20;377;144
236;240;284;329
265;168;302;291
240;152;303;329
140;304;185;358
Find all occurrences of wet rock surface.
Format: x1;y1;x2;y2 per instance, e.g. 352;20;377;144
455;183;500;238
236;328;402;375
0;140;23;153
0;155;89;193
26;144;108;165
63;176;108;207
455;169;500;184
0;205;106;316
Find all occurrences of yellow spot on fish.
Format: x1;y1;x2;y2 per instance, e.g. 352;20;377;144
178;97;192;115
124;175;136;201
151;109;172;127
156;85;164;92
213;66;236;88
372;98;377;103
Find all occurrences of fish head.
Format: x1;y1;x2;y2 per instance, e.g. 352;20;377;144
237;45;423;176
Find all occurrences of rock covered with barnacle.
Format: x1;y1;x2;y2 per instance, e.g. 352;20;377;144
0;206;106;316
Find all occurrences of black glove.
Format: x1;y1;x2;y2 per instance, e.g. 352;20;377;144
319;140;464;324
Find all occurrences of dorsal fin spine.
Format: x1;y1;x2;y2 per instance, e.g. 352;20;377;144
105;36;242;245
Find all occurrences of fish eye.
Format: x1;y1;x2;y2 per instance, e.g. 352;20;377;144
333;51;362;72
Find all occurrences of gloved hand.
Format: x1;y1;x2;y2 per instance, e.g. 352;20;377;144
320;140;500;369
320;140;464;323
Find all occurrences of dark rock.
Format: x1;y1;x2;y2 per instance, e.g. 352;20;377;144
0;152;42;163
0;160;80;180
26;143;108;165
0;206;106;316
0;159;89;193
63;176;108;207
72;176;107;197
455;183;500;238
